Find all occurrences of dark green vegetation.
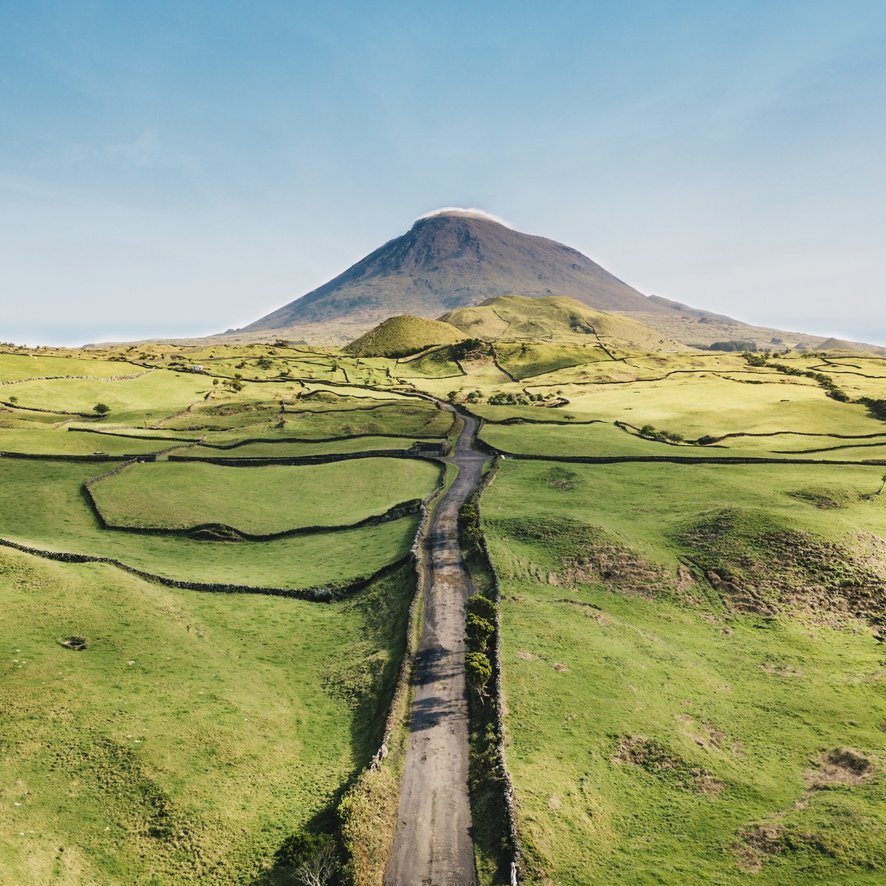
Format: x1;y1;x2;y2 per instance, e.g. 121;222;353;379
2;317;885;885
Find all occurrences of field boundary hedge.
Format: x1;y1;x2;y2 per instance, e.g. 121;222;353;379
166;450;442;467
464;457;522;885
0;535;409;602
68;427;445;447
476;446;886;467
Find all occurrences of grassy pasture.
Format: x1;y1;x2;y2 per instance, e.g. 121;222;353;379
90;459;440;533
158;395;452;441
0;353;141;382
0;428;176;457
492;342;610;380
0;547;414;883
2;371;210;422
479;421;886;462
483;460;886;884
0;460;417;590
182;435;437;459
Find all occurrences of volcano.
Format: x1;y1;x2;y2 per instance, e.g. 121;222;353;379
233;209;660;343
228;209;884;352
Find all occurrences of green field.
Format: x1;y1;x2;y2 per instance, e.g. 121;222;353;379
482;460;886;884
0;460;419;590
0;547;414;883
3;326;885;885
90;459;440;533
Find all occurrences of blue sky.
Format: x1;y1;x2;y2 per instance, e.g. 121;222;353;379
1;0;885;345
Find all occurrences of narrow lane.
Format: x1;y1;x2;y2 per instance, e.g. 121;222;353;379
384;407;488;886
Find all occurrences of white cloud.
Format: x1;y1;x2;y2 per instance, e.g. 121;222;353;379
416;207;512;227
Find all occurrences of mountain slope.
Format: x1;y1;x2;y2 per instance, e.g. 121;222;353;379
441;295;685;352
232;210;658;343
226;209;885;353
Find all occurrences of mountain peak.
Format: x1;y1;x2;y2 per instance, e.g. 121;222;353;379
236;212;653;341
414;207;512;227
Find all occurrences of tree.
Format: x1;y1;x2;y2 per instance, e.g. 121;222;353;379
93;403;110;417
466;613;494;652
274;832;339;886
466;651;492;700
466;594;497;623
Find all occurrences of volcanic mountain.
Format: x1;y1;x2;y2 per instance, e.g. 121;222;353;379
228;209;884;352
232;209;657;343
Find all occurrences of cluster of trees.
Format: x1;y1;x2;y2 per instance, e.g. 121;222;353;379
448;389;563;406
639;423;684;443
465;594;497;700
860;398;886;421
742;353;851;401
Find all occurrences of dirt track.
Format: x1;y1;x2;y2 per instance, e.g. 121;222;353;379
385;408;488;886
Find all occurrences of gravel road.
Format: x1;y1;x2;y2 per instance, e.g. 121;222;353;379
384;408;488;886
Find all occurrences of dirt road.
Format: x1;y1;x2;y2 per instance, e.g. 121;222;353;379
384;408;488;886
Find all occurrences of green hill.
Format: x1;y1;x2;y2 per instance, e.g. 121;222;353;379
442;294;686;352
343;314;465;357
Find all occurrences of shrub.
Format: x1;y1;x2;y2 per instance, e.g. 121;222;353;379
273;832;339;886
466;652;492;699
466;595;497;623
93;403;111;416
466;613;494;652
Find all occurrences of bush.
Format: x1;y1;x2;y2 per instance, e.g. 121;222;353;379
466;595;497;623
860;398;886;421
466;613;494;652
466;651;492;698
93;403;111;416
273;832;339;886
708;340;758;352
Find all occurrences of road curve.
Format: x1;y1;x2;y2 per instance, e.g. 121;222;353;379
384;407;488;886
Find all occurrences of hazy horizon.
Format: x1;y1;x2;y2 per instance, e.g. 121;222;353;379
2;1;885;347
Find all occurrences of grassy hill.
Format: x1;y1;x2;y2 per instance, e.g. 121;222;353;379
483;460;886;884
441;294;685;352
343;315;465;358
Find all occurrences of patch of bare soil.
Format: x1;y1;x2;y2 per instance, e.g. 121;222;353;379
515;650;538;661
681;509;886;633
736;823;785;873
612;735;723;794
805;747;874;789
677;714;741;754
760;661;804;677
736;747;877;873
788;487;856;509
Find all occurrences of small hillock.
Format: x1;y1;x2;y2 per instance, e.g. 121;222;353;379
343;315;465;358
